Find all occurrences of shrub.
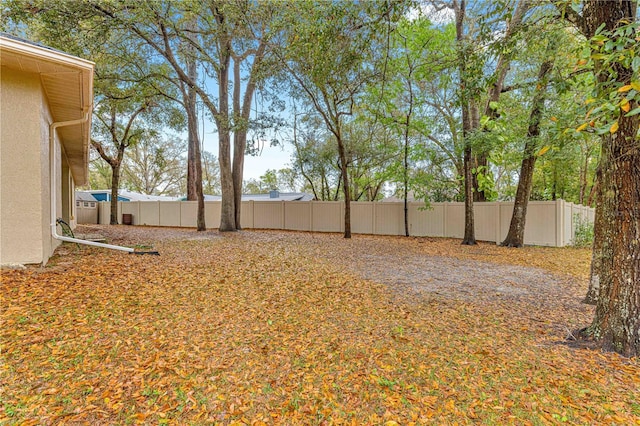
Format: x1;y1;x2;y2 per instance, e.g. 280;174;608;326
573;214;594;248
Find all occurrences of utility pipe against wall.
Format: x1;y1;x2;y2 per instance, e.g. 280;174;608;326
49;114;135;253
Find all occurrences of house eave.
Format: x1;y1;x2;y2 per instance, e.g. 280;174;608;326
0;35;94;185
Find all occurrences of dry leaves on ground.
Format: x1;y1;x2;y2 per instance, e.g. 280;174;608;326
1;226;638;425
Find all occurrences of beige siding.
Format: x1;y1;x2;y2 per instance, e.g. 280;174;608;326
1;68;45;264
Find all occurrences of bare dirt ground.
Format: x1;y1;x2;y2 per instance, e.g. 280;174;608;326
75;224;592;326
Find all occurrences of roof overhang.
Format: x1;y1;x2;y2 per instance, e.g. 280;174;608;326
0;35;94;186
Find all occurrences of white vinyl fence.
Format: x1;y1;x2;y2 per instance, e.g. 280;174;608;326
80;199;594;247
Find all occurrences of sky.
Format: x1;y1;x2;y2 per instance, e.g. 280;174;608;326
198;116;294;182
202;134;294;181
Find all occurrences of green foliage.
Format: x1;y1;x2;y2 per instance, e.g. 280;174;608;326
577;22;640;134
572;214;594;248
472;166;498;201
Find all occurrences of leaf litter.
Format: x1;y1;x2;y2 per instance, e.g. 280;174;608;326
1;225;638;425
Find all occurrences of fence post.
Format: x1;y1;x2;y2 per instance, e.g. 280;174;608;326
495;201;501;245
281;200;285;229
555;199;564;247
373;201;377;235
443;202;448;237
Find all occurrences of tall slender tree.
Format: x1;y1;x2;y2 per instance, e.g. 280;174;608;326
501;39;557;247
277;0;398;238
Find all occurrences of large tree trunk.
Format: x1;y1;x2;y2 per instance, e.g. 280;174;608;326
185;55;206;231
336;133;352;239
219;129;235;232
232;57;245;231
462;143;476;245
455;0;476;246
579;0;640;357
584;164;603;305
218;34;236;232
588;121;640;356
109;162;121;225
232;132;245;230
231;40;265;230
501;53;554;247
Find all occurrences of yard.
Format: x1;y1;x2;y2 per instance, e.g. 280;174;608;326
1;226;638;425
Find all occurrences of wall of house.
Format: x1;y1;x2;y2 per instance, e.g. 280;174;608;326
0;67;47;265
41;86;63;265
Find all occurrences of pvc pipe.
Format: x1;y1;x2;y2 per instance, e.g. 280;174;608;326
49;114;134;253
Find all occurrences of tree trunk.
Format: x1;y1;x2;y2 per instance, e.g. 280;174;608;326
184;56;206;231
455;0;476;246
588;120;640;356
336;133;351;239
584;164;603;305
579;0;640;356
403;130;409;237
218;34;235;232
219;128;235;232
501;52;554;247
462;143;476;245
109;160;121;225
232;40;266;230
232;132;245;230
186;71;198;201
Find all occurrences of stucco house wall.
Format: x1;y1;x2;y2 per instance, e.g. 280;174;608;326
0;35;94;265
1;68;46;263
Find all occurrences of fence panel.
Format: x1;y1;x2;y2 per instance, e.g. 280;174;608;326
180;202;197;227
159;202;181;227
205;202;221;227
121;202;140;225
253;202;283;229
374;203;404;235
136;202;158;226
94;199;593;247
310;202;342;233
284;202;311;231
521;202;557;247
409;203;444;237
474;202;499;243
352;202;374;234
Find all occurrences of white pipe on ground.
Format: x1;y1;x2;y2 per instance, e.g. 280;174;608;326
49;114;134;253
